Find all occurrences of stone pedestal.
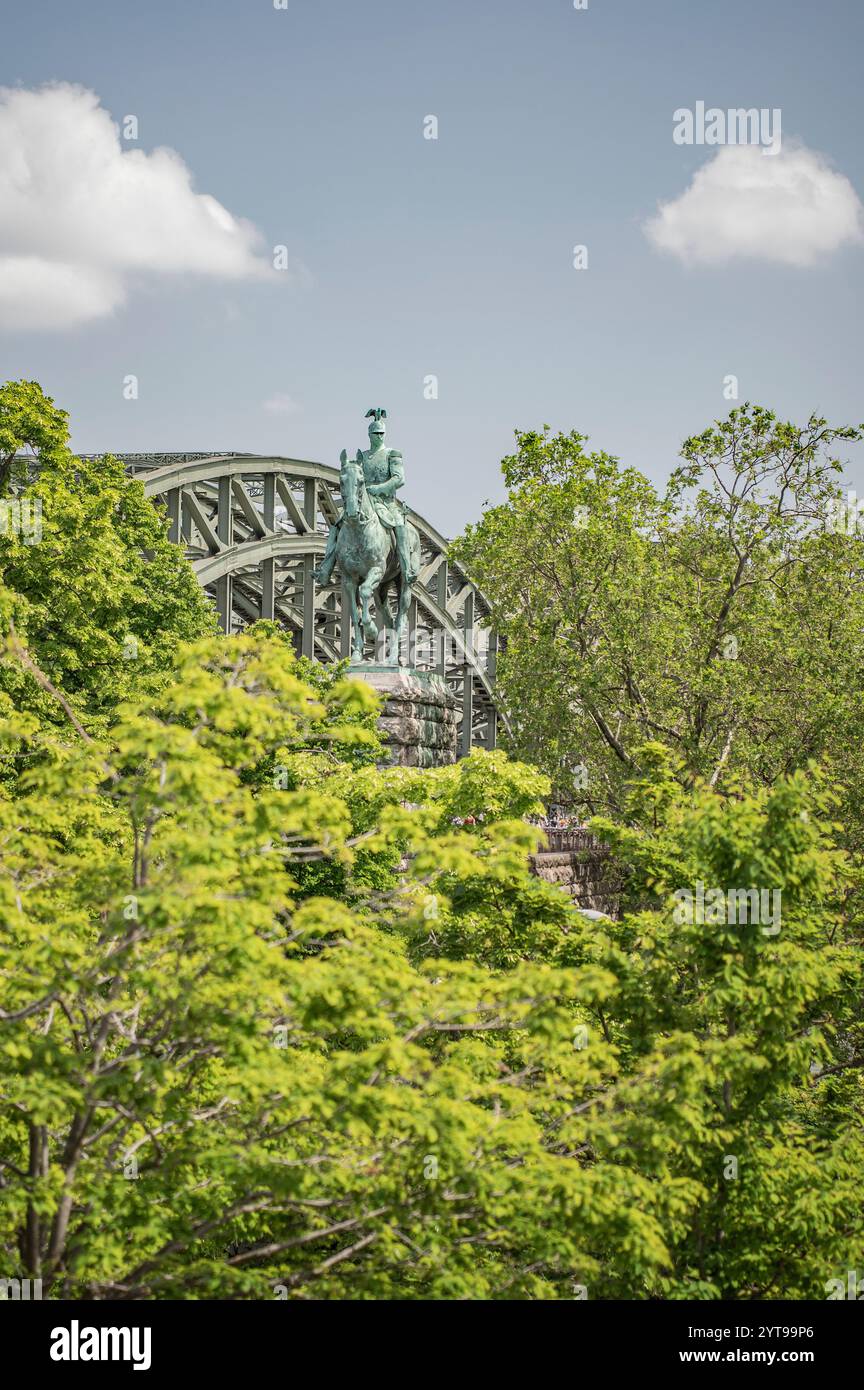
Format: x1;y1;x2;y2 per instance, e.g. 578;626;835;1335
348;665;458;768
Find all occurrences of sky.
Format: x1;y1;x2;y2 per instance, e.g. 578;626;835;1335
1;0;862;535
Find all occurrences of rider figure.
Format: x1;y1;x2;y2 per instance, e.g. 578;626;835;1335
313;408;414;586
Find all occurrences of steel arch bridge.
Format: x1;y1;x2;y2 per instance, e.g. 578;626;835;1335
106;452;503;754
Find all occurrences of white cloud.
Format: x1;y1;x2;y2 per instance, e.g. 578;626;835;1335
262;392;301;416
644;143;864;268
0;83;275;330
0;256;123;330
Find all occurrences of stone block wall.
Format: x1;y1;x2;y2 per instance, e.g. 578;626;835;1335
530;830;621;916
348;666;459;768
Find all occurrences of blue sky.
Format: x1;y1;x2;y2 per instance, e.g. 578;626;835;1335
1;0;862;533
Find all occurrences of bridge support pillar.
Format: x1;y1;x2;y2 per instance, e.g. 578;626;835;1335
301;480;318;657
460;590;475;757
215;476;234;634
436;560;448;676
166;488;181;545
261;476;276;619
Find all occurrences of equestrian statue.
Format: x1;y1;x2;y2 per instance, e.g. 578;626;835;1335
312;407;421;663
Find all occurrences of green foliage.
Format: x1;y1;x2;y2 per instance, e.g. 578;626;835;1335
453;407;864;846
0;379;69;494
3;626;861;1299
572;759;864;1297
0;382;214;751
2;386;862;1301
0;629;615;1299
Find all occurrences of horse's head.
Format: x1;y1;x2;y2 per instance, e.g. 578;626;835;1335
340;449;366;519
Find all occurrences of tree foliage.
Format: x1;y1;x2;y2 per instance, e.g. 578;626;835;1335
0;379;214;752
2;633;861;1298
2;387;862;1300
453;407;864;836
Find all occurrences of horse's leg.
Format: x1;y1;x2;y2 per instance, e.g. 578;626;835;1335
363;518;396;656
359;565;384;650
373;578;390;661
398;527;422;665
381;536;406;661
373;577;390;632
394;571;413;665
347;578;365;661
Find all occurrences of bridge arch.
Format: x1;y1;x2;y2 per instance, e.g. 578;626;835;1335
104;452;505;753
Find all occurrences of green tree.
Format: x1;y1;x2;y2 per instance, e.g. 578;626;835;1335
0;379;69;495
3;385;862;1301
0;628;635;1299
453;407;864;835
3;622;861;1299
578;753;864;1298
0;382;214;751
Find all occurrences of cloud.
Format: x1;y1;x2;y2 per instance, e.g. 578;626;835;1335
644;143;864;267
0;83;275;330
262;392;301;416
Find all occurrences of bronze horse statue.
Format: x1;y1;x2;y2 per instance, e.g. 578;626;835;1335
335;448;420;663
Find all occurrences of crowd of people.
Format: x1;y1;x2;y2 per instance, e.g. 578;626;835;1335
532;810;589;831
448;811;588;831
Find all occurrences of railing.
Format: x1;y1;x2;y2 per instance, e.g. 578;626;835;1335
541;828;609;855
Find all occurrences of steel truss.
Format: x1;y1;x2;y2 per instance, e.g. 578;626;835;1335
103;452;504;753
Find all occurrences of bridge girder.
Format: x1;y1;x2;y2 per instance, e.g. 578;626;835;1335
102;452;505;752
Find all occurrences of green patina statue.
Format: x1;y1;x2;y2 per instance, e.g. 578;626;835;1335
313;408;421;662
